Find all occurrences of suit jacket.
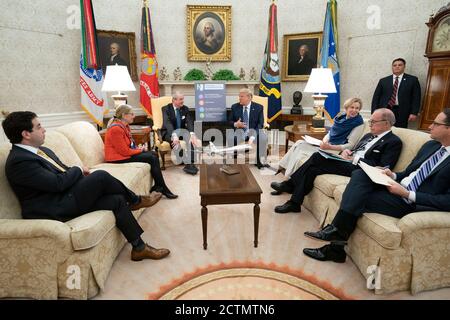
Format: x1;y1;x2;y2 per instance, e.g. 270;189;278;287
228;102;264;134
289;55;315;75
109;54;127;66
5;146;83;220
351;131;403;168
161;104;194;142
396;140;450;211
371;73;421;125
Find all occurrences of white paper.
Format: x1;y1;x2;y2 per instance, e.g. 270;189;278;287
302;135;322;146
358;161;395;186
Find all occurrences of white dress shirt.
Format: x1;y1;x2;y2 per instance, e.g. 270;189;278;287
352;130;391;165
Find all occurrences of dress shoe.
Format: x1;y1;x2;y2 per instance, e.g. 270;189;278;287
183;164;198;175
270;181;294;194
274;200;301;214
303;243;346;263
151;185;178;199
162;189;178;199
131;244;170;261
304;224;346;242
271;190;282;196
130;192;162;210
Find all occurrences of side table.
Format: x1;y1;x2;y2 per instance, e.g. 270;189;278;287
284;124;328;153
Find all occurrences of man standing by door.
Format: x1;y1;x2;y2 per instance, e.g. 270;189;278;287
371;58;421;128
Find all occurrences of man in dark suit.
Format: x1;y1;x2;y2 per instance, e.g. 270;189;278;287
2;111;170;262
272;108;403;214
228;88;268;168
371;58;421;128
289;44;315;75
303;109;450;263
161;92;201;175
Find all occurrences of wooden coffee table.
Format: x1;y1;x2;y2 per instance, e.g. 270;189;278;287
199;164;263;250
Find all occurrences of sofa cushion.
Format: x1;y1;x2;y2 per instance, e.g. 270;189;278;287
43;130;83;167
391;127;430;172
55;121;105;167
357;213;402;249
66;210;116;250
0;143;22;219
333;184;346;204
314;174;350;197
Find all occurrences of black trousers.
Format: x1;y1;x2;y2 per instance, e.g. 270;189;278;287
164;138;196;165
69;170;144;242
332;169;415;239
289;152;357;205
111;151;167;190
390;105;408;128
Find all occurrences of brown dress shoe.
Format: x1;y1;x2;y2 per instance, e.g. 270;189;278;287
130;192;162;210
131;244;170;261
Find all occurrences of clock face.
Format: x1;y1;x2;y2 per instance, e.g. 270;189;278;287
432;18;450;52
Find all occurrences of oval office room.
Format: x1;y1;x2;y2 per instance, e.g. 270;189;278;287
1;0;450;304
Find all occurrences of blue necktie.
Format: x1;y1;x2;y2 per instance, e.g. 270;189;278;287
175;108;181;129
242;106;249;137
406;147;447;192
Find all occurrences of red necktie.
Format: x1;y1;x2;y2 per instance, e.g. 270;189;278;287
388;76;399;107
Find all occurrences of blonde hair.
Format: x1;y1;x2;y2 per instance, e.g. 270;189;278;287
343;97;363;111
107;104;133;127
239;88;253;99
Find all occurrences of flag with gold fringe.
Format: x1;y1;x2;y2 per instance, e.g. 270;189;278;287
139;0;159;117
79;0;107;127
259;1;282;123
320;0;340;121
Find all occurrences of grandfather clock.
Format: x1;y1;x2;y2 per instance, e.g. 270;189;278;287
420;3;450;130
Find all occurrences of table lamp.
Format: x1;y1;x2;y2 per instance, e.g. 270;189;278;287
101;64;136;108
303;68;337;132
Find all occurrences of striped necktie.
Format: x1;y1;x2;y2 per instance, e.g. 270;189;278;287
353;134;377;152
242;106;249;136
406;147;447;192
37;149;66;172
388;76;399;107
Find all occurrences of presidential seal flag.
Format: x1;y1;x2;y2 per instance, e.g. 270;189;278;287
320;0;340;121
79;0;107;127
139;0;159;117
259;1;282;123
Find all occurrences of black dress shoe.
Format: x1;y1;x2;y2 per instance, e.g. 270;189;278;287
271;190;282;196
304;224;346;242
183;164;198;175
270;181;294;194
162;189;178;199
274;200;301;214
303;243;346;263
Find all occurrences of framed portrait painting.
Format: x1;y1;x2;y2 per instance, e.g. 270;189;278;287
282;32;323;81
97;30;138;81
187;5;231;61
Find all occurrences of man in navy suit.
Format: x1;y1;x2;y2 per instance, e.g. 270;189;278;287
371;58;421;128
228;88;268;168
161;92;201;175
2;111;170;262
303;108;450;263
272;108;403;214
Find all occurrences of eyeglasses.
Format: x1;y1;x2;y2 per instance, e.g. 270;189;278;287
431;121;449;127
368;119;387;125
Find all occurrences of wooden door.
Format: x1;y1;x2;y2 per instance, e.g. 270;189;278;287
419;59;450;130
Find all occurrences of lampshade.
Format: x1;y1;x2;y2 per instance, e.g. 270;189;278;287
101;65;136;92
303;68;337;94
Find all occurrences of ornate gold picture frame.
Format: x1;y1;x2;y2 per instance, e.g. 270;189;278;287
187;5;231;61
97;30;138;81
282;32;323;82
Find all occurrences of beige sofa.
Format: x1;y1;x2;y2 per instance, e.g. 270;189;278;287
0;121;152;299
302;124;450;295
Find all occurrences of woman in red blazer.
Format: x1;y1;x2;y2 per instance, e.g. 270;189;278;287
104;105;177;199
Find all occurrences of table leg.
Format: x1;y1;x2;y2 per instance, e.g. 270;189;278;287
285;138;288;154
201;206;208;250
253;203;260;248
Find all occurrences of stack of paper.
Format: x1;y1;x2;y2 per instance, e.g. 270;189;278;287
358;162;395;186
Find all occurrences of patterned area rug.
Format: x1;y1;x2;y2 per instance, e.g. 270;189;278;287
148;262;352;300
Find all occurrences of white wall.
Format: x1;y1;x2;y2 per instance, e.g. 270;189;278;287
0;0;447;118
